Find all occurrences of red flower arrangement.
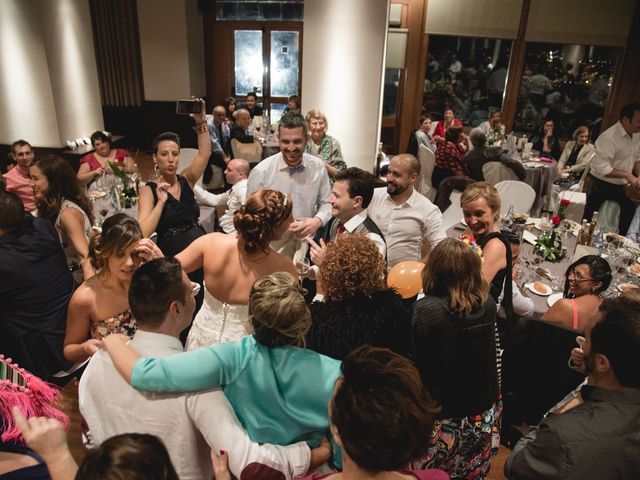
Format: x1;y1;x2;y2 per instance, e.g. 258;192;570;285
552;215;561;226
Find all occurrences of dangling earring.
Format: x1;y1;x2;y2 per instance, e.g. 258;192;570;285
154;163;159;177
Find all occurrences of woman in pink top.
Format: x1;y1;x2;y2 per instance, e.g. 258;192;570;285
433;106;462;141
542;255;612;331
77;131;134;186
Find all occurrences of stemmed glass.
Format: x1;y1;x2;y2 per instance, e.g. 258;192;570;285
96;196;111;226
295;257;311;278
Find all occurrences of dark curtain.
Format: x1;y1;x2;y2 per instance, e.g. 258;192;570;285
90;0;144;107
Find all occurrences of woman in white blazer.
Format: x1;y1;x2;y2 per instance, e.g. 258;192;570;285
556;125;595;179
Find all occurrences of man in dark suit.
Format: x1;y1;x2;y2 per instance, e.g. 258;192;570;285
205;105;231;185
465;128;526;182
0;190;73;380
308;167;386;274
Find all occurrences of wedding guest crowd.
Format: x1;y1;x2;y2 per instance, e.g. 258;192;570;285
4;92;640;480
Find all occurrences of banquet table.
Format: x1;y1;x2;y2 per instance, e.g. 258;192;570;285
521;157;557;216
445;222;638;318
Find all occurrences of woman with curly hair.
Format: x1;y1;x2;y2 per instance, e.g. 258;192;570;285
148;188;298;348
104;272;339;468
411;238;500;479
306;233;411;361
30;154;95;282
64;213;148;363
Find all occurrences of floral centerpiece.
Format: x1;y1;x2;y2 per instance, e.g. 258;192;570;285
557;198;575;232
534;215;566;261
459;233;483;259
108;161;137;208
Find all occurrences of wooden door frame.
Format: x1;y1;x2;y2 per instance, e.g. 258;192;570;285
202;16;303;108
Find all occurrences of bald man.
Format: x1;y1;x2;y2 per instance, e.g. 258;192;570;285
194;158;250;234
367;154;446;266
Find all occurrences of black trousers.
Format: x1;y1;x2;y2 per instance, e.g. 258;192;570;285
584;174;637;235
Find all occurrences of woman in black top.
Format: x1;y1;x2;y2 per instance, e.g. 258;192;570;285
411;238;500;479
531;119;561;160
138;99;211;314
460;183;512;300
307;233;411;361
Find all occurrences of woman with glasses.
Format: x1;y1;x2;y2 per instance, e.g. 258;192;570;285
541;255;612;331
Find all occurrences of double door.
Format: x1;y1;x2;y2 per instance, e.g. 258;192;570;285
233;25;302;119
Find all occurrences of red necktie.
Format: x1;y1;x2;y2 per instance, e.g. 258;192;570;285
336;224;346;235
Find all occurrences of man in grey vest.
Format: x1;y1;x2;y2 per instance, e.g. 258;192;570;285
307;167;385;273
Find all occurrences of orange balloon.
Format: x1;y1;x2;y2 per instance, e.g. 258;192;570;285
387;261;425;299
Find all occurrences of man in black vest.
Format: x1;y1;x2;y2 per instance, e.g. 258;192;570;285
307;167;385;274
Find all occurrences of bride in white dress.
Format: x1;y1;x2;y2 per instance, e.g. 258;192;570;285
175;189;298;348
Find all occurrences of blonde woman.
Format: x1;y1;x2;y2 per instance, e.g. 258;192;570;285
305;109;346;177
556;125;595;179
104;272;340;464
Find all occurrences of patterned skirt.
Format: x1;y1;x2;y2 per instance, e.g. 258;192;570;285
412;398;503;480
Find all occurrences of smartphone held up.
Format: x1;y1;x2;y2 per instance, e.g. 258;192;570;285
176;99;203;115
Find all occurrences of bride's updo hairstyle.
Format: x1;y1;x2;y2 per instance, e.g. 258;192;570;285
234;189;292;254
89;213;142;270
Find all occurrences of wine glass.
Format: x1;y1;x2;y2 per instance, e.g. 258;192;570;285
539;212;552;235
97;196;110;226
295;258;311;277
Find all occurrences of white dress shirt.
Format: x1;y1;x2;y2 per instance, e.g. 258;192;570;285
79;330;309;480
246;153;332;224
368;187;446;266
498;280;535;318
590;121;640;185
194;179;248;234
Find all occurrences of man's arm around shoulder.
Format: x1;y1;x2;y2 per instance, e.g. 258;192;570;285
187;391;310;480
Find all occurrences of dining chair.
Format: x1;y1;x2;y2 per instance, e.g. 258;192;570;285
415;144;437;202
178;147;211;188
482;161;520;185
495;180;536;215
502;318;585;426
558;190;587;223
441;189;464;230
231;138;263;165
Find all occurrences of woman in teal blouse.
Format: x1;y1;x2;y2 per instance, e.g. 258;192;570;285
104;272;341;455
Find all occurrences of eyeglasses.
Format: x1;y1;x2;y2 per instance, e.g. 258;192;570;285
568;271;593;282
191;282;201;297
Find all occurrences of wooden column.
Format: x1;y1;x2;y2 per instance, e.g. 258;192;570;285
397;0;428;154
502;0;530;133
601;0;640;130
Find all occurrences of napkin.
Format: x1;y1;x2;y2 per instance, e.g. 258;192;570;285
523;230;538;245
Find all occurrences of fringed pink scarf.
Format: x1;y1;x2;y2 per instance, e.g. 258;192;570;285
0;355;69;443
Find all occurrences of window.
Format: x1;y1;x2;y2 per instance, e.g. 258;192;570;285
423;35;512;127
382;68;402;117
514;43;618;139
216;1;303;22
